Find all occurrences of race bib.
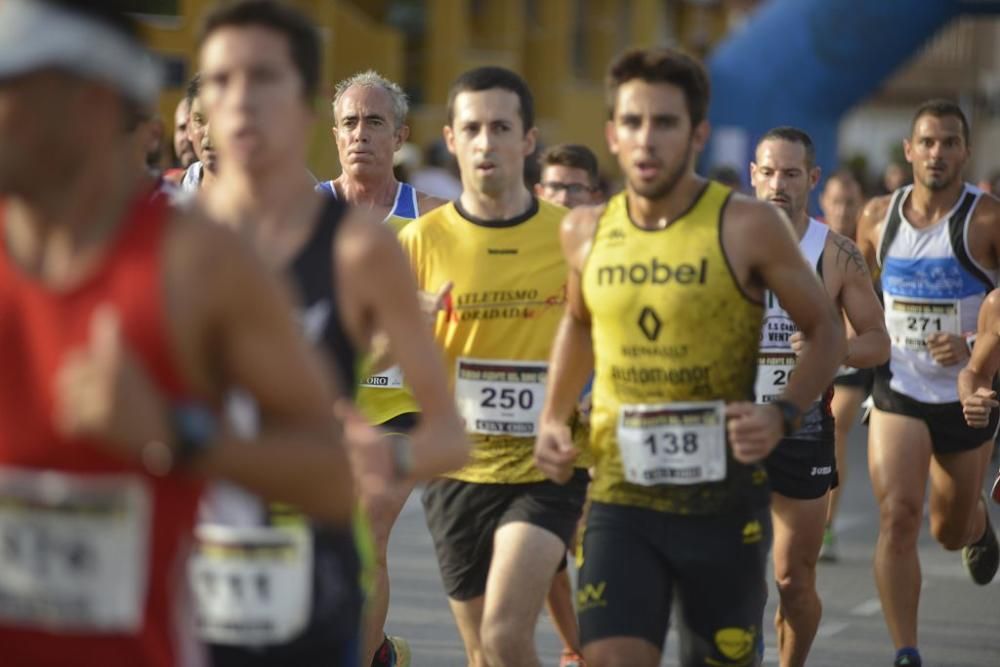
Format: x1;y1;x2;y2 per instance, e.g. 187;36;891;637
360;365;404;389
886;298;960;351
190;523;313;645
755;351;796;404
0;468;151;632
616;401;727;486
455;358;547;436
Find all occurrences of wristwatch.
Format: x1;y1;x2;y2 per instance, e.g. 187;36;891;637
770;399;802;437
141;404;218;476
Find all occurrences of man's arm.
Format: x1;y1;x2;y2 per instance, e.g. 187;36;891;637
855;195;891;276
534;205;602;483
56;214;361;525
337;212;469;479
959;289;1000;427
829;233;890;369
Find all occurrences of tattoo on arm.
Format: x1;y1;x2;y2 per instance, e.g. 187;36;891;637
832;236;868;275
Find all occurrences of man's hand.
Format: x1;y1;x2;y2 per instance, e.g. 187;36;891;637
962;387;998;429
726;401;784;464
335;399;396;500
789;331;806;358
55;305;170;457
926;332;969;367
534;421;578;484
417;280;453;327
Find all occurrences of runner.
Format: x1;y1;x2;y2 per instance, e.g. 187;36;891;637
534;47;844;667
855;98;1000;667
818;168;869;561
317;69;448;667
399;66;589;667
0;2;376;665
750;127;889;667
535;142;603;667
194;3;467;665
179;74;217;194
959;289;1000;505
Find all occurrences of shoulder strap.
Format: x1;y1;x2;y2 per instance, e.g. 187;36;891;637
947;188;993;292
877;187;907;268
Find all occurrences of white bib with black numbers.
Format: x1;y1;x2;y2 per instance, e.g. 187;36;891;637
190;523;313;646
0;467;151;632
616;400;727;486
455;358;547;436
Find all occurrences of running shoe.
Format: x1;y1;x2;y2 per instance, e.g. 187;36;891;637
962;494;999;586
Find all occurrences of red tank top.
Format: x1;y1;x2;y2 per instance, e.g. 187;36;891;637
0;192;203;667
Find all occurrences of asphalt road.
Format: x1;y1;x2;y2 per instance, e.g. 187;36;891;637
384;420;1000;666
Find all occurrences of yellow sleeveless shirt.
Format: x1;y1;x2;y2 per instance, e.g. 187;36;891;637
398;198;583;483
582;182;767;514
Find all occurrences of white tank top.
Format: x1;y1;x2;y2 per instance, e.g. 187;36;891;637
877;183;994;403
755;218;831;438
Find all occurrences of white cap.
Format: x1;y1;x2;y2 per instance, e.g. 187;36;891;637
0;0;161;105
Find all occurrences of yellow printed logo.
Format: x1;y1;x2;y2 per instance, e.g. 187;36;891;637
742;520;763;544
576;582;607;611
714;626;755;662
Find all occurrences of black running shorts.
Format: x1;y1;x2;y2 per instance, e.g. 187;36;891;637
422;470;588;601
577;501;770;666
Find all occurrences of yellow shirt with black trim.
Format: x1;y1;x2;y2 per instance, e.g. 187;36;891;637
398;197;589;484
582;182;767;514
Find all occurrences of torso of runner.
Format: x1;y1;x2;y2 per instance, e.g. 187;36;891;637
877;183;996;403
399;198;574;484
582;182;768;514
317;180;422;424
755;217;833;439
191;197;362;654
0;193;204;667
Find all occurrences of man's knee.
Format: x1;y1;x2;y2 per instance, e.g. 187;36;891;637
480;616;533;665
879;499;923;547
774;562;817;610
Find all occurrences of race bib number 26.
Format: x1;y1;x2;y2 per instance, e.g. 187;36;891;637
455;358;547;436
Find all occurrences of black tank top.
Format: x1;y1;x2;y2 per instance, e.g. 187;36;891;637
289;196;357;397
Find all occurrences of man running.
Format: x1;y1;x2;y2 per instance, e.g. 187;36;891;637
194;3;467;665
317;69;448;667
818;168;869;561
534;141;603;667
750;127;889;667
399;66;589;667
959;289;1000;504
0;2;374;665
534;48;844;667
855;99;1000;667
179;74;217;194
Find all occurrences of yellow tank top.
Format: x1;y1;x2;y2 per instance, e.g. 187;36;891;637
398;198;580;483
351;182;422;425
583;183;767;514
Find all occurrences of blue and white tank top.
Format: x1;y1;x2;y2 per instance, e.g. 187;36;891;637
877;183;994;403
755;217;832;439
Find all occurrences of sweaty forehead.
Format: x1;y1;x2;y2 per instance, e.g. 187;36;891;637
336;85;393;120
755;139;807;169
614;80;687;117
452;88;522;125
542;164;591;185
913;113;964;139
201;25;293;73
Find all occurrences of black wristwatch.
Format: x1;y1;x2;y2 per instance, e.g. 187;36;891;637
141;404;218;476
770;399;802;437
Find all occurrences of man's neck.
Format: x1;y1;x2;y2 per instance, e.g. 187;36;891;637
334;172;399;208
459;183;533;221
625;173;706;230
789;210;810;240
3;149;140;283
907;178;966;225
210;159;319;230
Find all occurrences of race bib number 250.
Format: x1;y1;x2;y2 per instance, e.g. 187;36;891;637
455;358;547;437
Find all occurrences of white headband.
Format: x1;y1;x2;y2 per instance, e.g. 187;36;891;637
0;0;161;105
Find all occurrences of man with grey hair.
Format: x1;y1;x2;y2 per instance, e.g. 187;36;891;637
318;70;448;667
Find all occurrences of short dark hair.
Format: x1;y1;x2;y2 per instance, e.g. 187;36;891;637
605;48;710;126
756;126;816;169
911;98;969;145
446;66;534;133
538;144;599;184
198;0;320;100
185;73;201;109
824;168;861;192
